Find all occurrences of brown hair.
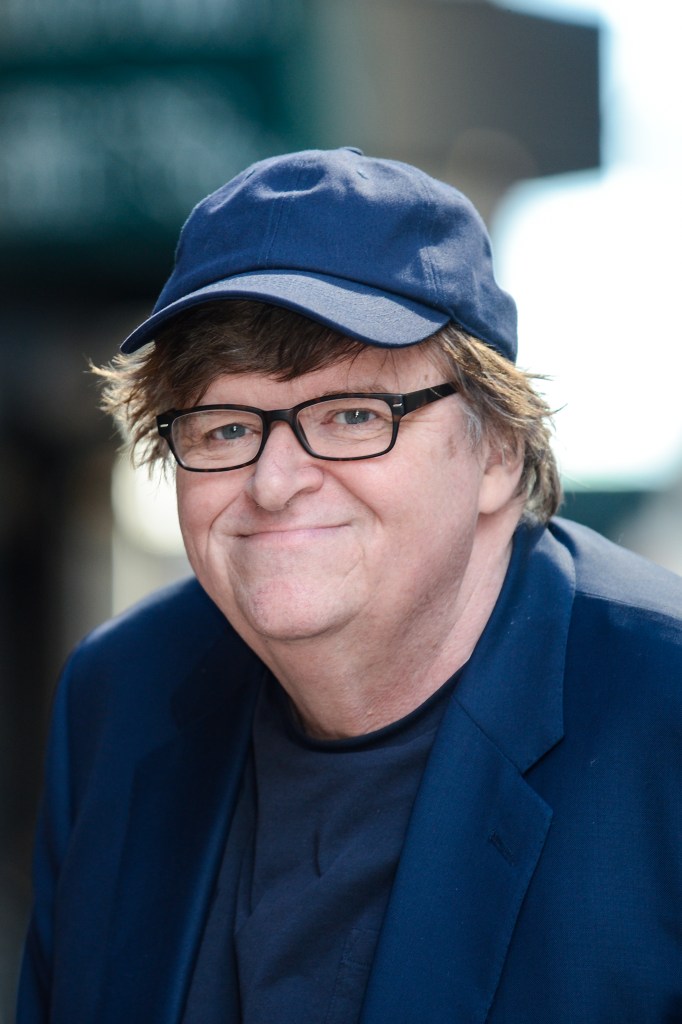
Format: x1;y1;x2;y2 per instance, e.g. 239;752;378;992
421;325;561;523
96;300;561;522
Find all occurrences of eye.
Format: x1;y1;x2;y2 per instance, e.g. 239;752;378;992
332;407;378;426
209;421;255;441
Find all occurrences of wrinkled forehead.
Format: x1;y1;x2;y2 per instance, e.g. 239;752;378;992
195;341;445;406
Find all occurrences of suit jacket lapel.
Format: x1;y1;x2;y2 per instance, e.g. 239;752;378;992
361;525;575;1024
94;631;265;1024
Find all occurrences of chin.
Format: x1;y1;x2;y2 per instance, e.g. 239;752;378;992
249;603;345;641
232;586;357;646
200;563;370;646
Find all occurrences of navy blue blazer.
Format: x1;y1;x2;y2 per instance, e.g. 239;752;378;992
17;518;682;1022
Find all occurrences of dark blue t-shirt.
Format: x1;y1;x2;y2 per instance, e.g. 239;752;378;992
183;672;457;1023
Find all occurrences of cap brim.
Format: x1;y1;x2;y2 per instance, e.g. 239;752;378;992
120;270;449;353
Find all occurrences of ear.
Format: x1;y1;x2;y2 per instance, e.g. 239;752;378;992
477;440;525;516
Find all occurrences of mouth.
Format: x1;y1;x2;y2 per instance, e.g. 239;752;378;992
238;524;347;542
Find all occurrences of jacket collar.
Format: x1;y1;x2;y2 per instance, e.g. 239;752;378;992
454;520;573;772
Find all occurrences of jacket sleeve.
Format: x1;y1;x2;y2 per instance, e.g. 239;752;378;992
16;652;81;1024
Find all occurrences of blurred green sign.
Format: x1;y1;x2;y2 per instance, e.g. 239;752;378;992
0;0;302;56
0;0;311;295
0;71;284;239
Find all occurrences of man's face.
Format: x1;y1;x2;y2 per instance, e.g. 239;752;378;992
176;343;516;655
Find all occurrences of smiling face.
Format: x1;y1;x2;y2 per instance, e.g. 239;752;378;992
176;342;522;662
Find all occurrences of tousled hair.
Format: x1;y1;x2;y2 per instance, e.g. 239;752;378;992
95;300;561;522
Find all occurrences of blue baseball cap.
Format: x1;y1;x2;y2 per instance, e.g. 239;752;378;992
121;147;517;362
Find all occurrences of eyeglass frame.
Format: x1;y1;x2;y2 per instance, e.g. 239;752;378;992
156;382;457;473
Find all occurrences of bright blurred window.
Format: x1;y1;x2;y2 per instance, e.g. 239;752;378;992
493;0;682;489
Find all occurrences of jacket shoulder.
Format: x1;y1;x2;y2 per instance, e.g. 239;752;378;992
55;577;256;770
549;517;682;734
550;516;682;625
79;576;227;663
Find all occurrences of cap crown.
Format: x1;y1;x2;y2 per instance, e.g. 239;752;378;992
123;148;517;360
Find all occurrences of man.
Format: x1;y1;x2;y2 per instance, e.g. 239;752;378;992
18;148;682;1022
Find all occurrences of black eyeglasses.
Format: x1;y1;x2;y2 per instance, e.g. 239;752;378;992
156;383;457;472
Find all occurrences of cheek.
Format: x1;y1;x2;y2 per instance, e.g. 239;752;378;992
175;475;233;554
405;447;482;516
176;476;203;535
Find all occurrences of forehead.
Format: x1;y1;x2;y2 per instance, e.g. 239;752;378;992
198;343;441;404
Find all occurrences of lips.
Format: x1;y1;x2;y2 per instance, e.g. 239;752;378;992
238;524;346;540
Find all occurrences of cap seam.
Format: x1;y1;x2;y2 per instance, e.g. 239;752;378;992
411;170;444;311
262;159;306;269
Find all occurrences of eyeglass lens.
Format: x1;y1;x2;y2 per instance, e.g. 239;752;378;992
171;396;396;470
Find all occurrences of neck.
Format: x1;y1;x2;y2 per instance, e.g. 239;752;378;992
241;510;521;740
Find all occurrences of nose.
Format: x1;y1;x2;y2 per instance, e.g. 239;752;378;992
246;421;325;511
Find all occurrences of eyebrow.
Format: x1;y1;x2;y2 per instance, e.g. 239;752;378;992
316;384;397;397
197;381;400;408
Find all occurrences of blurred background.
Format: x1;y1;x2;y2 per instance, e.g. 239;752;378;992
0;0;680;1014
